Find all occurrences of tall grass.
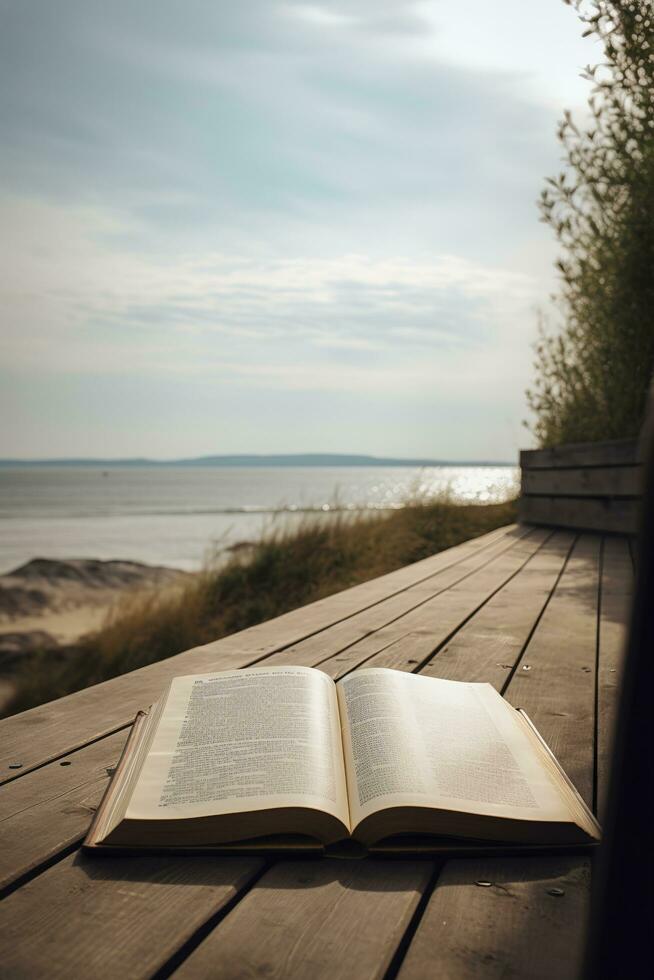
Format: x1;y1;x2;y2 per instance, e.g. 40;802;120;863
4;497;516;716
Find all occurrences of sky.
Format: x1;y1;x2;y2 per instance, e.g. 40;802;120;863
0;0;599;461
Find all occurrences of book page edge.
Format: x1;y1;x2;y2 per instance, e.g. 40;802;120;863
83;707;152;847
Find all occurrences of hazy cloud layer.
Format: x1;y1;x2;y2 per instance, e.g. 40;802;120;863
0;1;595;458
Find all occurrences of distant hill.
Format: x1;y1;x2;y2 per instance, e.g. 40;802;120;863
0;453;514;467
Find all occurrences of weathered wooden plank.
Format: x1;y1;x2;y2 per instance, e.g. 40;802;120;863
0;524;520;782
521;465;641;498
0;853;263;980
268;526;537;670
396;858;590;980
503;533;601;805
155;529;564;978
0;529;520;980
0;528;533;961
519;495;638;534
323;529;550;678
418;531;574;690
520;440;638;469
596;536;632;819
0;528;534;891
397;534;602;980
0;528;531;890
0;530;617;980
172;859;434;980
370;531;600;801
170;531;598;980
0;730;128;893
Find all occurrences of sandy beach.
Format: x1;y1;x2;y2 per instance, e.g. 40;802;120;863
0;558;190;700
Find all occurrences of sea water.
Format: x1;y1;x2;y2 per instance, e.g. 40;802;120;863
0;465;519;574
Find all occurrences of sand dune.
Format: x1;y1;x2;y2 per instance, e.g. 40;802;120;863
0;558;189;671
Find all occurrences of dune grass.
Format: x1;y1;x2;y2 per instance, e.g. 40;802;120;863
4;497;516;716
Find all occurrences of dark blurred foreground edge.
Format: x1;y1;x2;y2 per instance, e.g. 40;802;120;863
584;389;654;979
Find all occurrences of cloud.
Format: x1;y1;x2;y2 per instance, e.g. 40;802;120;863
0;195;539;379
0;0;562;256
0;1;595;456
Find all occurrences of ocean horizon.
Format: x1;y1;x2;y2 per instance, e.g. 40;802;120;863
0;452;515;467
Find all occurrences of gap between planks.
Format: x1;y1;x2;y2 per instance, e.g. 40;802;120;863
0;532;545;956
0;531;631;980
0;525;543;893
394;532;630;980
163;531;597;980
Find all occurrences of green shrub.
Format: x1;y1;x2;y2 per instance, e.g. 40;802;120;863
527;0;654;446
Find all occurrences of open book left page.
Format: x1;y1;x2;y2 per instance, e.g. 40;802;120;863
96;666;351;846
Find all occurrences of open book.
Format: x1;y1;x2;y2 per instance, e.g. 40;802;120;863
85;666;600;856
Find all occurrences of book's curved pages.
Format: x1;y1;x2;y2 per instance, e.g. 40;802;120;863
85;667;600;856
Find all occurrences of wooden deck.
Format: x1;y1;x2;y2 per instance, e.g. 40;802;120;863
0;523;633;979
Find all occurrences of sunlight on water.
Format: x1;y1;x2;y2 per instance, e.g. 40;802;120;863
0;465;519;573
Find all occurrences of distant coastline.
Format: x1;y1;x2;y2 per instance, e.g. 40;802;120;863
0;453;514;468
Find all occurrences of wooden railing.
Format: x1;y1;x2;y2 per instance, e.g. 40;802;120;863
518;438;642;534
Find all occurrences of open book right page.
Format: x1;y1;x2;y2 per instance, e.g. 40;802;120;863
336;669;574;832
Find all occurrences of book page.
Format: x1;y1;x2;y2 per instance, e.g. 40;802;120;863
337;669;572;827
125;666;349;827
